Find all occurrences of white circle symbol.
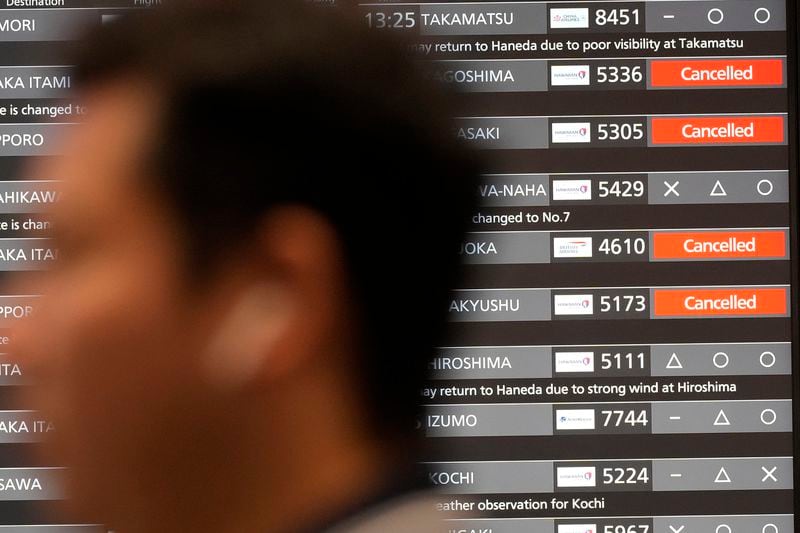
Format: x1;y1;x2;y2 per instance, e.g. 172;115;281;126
760;351;776;368
708;8;724;24
754;8;771;24
757;179;774;196
761;409;777;425
713;352;730;368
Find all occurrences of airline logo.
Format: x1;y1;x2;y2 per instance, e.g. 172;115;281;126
554;294;594;316
650;58;784;88
558;525;597;533
650;116;785;145
551;65;591;86
550;8;590;28
557;466;596;487
556;409;596;430
552;122;592;144
554;237;593;259
555;352;595;373
552;179;592;201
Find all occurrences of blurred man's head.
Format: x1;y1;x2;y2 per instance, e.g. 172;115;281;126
12;2;477;532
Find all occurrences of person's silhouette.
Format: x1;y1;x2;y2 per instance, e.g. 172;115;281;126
12;2;478;532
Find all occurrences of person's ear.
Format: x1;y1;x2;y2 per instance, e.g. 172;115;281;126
201;281;295;390
198;205;347;391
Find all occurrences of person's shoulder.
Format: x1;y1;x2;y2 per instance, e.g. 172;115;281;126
325;489;448;533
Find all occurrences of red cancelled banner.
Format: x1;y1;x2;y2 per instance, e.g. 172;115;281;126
653;287;789;318
650;116;785;145
652;231;788;260
650;58;785;88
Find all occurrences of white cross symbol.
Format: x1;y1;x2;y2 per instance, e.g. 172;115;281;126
762;466;778;482
664;180;680;197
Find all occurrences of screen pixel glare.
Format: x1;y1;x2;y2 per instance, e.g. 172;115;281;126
361;0;799;532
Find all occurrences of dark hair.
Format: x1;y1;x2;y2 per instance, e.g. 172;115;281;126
73;1;478;440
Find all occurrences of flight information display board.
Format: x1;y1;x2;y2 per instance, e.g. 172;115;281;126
0;1;791;532
358;1;799;532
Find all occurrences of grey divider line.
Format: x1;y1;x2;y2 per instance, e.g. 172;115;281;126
0;524;108;533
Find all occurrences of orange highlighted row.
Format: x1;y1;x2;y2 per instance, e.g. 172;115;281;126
652;231;788;260
653;288;788;318
650;116;785;145
650;58;784;88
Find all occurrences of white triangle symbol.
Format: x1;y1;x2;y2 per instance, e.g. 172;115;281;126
715;467;732;483
666;353;683;369
710;180;728;197
714;410;731;426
